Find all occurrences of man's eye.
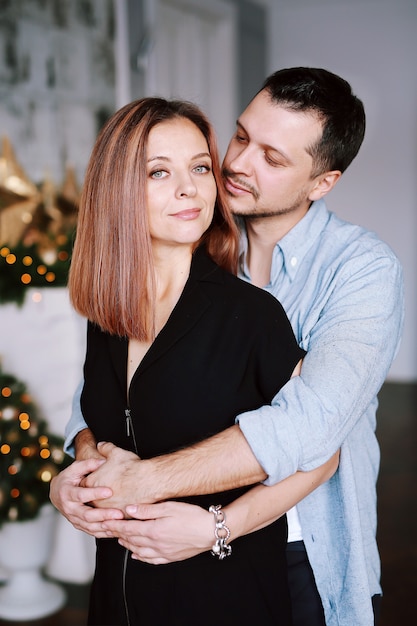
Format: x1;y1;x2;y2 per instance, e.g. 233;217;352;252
264;153;281;167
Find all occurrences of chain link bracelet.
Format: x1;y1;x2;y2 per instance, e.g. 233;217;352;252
208;504;232;560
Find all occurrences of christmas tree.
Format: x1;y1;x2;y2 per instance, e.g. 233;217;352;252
0;365;71;526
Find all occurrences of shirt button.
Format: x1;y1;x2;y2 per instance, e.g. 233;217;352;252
290;256;297;267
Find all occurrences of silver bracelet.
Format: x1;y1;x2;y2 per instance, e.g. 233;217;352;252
209;504;232;560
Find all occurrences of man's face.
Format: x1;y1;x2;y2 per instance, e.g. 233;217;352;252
222;90;324;220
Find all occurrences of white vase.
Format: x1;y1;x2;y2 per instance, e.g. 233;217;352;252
0;504;66;620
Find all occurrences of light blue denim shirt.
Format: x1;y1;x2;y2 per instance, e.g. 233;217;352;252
236;200;404;626
65;199;404;626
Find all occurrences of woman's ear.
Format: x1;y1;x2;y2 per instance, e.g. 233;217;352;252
309;170;342;201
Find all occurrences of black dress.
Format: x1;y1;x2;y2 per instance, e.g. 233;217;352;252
82;248;304;626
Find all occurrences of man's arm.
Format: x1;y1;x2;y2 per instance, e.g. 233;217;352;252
100;451;340;564
84;252;403;501
75;427;103;460
83;364;305;506
238;253;404;482
83;428;265;507
64;378;88;457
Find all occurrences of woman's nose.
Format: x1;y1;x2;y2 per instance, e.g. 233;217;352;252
176;175;197;198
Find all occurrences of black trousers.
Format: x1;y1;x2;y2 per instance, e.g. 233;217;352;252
286;541;381;626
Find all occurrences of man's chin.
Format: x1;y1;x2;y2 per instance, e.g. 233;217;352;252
231;208;274;219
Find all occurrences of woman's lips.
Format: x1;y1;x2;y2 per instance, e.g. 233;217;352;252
172;208;202;220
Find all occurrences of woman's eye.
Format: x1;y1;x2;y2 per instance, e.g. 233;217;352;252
193;164;210;174
150;169;167;179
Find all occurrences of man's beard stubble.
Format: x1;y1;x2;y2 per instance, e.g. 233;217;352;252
222;168;308;220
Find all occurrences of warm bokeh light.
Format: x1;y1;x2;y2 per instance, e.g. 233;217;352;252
40;470;52;483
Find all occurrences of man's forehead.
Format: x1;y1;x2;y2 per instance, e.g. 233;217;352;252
239;93;323;150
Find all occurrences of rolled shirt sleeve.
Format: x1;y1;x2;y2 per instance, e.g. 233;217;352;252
237;205;404;484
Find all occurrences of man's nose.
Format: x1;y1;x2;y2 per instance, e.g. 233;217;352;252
225;145;253;175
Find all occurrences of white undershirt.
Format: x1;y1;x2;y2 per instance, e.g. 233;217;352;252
286;505;303;543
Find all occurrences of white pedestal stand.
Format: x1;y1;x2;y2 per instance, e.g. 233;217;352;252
0;505;66;620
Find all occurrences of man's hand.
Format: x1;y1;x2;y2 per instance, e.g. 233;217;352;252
83;425;266;512
102;501;213;565
49;458;124;537
81;442;153;510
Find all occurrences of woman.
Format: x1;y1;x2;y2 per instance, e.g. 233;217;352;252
65;97;334;626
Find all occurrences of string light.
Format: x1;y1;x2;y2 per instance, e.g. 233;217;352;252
0;367;71;526
0;232;74;306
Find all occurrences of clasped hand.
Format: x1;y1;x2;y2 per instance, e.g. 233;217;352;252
80;441;147;510
50;441;212;564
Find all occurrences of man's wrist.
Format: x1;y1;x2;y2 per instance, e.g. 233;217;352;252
133;457;172;503
75;428;101;461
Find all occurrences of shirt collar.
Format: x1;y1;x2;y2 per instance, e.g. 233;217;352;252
238;199;330;282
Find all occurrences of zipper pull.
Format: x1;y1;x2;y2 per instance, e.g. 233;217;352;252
125;408;131;437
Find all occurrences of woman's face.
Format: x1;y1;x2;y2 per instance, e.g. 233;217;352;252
146;118;217;250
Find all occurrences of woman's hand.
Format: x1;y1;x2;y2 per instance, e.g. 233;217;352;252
49;458;125;537
102;501;213;564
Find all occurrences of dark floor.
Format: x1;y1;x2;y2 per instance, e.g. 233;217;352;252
0;381;415;626
375;382;417;625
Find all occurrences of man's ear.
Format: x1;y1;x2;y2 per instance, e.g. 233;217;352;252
309;170;341;201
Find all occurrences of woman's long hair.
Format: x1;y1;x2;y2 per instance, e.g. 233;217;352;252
68;98;239;340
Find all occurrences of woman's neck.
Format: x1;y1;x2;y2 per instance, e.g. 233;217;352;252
152;244;193;309
127;244;193;389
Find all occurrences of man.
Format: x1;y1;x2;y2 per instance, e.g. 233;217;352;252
51;68;404;626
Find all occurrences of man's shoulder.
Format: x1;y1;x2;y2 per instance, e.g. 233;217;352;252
320;210;400;264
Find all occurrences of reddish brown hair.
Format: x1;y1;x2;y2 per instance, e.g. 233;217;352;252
68;98;239;339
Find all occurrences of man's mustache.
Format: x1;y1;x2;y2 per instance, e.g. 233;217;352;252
221;168;260;201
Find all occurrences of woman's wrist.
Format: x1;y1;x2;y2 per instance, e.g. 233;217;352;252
208;504;232;559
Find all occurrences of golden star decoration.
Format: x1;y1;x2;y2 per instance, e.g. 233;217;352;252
0;136;80;305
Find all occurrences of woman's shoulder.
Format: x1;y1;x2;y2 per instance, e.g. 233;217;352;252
225;270;285;309
192;247;286;316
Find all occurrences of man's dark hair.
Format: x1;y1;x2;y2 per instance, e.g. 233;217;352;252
261;67;366;176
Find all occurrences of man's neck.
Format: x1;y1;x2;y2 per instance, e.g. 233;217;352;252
244;211;306;288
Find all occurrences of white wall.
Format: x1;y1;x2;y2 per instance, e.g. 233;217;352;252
265;0;417;382
0;1;115;186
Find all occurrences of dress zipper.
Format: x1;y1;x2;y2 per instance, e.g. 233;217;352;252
125;408;138;455
122;405;138;626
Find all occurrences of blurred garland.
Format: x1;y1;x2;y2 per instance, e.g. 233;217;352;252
0;232;74;306
0;136;79;306
0;365;71;526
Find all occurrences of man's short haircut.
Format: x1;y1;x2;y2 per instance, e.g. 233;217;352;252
261;67;366;176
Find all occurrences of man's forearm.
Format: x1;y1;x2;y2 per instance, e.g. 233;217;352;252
75;428;102;461
83;426;265;508
142;425;266;502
